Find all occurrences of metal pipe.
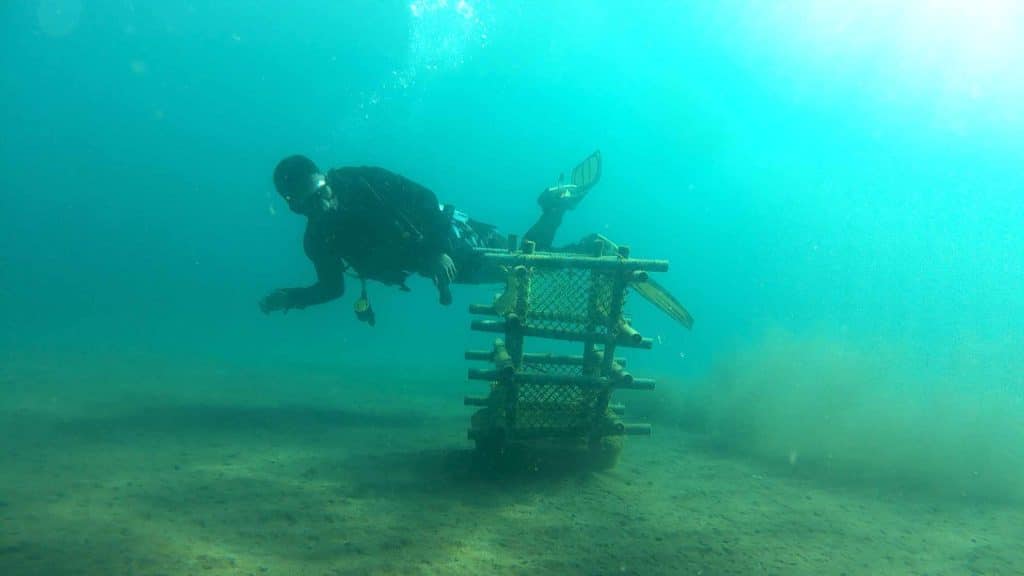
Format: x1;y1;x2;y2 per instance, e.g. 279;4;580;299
468;304;496;315
471;320;653;349
464;342;514;378
521;352;627;367
468;368;499;381
464;350;491;361
469;371;651;392
615;378;656;391
474;252;668;272
618;321;643;345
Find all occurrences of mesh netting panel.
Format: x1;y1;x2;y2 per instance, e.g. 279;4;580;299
514;382;601;430
479;263;633;434
520;359;583;377
525;268;620;333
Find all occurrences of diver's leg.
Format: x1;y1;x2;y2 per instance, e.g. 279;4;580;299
521;150;603;251
554;232;604;254
522;209;565;251
450;222;509;285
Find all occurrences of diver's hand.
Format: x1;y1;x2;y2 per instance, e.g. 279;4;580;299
437;278;453;306
432;252;457;283
430;253;456;306
259;289;291;314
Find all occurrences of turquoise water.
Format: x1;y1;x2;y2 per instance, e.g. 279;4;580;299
2;2;1023;574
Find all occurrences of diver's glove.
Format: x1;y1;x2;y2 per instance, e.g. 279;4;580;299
433;253;457;283
437;278;453;306
429;253;456;306
259;289;291;314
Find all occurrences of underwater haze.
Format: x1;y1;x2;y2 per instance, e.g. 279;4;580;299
2;1;1023;574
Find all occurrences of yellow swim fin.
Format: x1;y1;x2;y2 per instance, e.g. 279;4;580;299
631;276;694;330
539;150;603;212
587;233;693;329
570;149;602;194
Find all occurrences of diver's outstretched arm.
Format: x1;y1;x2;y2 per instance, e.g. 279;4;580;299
259;256;346;314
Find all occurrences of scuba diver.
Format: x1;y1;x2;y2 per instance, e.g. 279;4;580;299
260;151;693;329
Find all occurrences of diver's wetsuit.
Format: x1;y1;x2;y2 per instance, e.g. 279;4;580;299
279;166;450;310
435;205;572;286
276;166;568;310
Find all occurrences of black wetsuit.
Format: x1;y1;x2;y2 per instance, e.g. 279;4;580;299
279;166;450;310
276;166;570;311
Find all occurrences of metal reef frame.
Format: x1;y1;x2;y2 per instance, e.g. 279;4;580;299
464;237;669;455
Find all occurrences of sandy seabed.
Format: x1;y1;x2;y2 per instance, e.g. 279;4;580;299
0;358;1020;576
